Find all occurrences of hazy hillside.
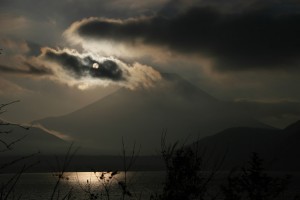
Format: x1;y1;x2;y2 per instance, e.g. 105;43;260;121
0;125;68;156
192;120;300;170
34;73;268;155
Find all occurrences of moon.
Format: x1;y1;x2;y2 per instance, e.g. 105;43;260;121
92;63;99;69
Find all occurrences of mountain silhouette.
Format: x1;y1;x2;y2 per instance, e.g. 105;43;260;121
284;120;300;132
192;120;300;170
34;73;268;155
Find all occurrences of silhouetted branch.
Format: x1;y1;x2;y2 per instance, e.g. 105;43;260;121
1;160;39;200
0;100;20;110
0;134;28;152
0;100;39;200
0;152;39;171
119;137;140;200
0;101;29;133
0;120;30;131
158;131;225;200
50;143;78;200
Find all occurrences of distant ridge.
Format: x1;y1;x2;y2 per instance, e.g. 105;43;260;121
284;120;300;132
191;120;300;170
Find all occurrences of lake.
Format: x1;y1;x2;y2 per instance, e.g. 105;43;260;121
0;171;165;200
1;171;300;199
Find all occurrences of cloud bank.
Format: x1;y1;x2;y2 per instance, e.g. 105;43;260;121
0;63;52;75
66;6;300;71
0;39;161;90
41;48;124;81
38;48;161;89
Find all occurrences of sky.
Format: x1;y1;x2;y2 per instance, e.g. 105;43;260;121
1;0;300;128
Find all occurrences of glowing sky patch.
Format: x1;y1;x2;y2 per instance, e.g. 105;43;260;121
92;63;99;69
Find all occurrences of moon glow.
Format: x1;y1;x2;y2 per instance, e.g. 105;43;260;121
92;63;99;69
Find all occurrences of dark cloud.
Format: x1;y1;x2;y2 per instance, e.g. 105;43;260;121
0;0;165;25
69;5;300;71
90;60;123;81
0;63;52;75
41;48;124;81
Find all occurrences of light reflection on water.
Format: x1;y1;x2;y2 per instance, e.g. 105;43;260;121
68;171;158;199
68;171;126;186
0;171;165;200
